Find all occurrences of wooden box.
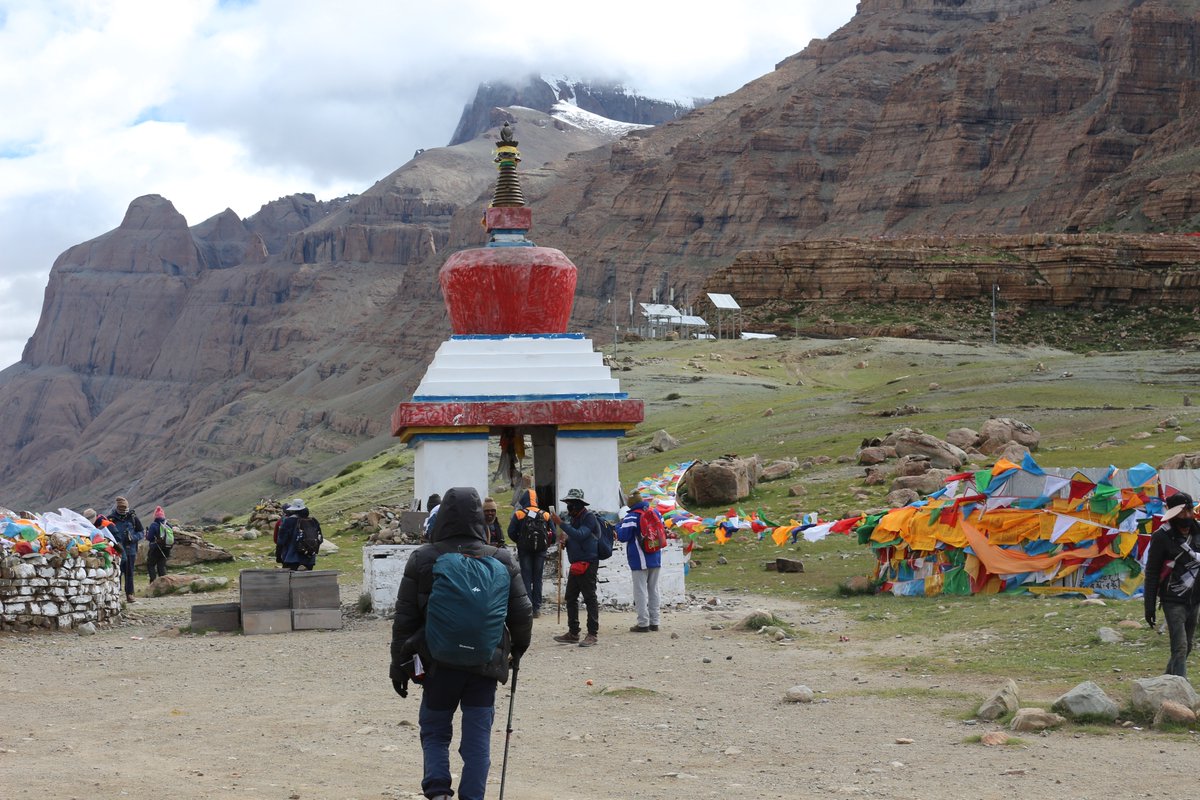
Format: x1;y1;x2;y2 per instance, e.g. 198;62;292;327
239;569;291;612
292;608;343;630
190;602;241;632
290;570;340;609
241;609;293;635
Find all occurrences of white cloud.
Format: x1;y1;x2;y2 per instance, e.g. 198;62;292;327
0;0;860;370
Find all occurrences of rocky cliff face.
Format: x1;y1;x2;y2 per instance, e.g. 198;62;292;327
4;0;1200;514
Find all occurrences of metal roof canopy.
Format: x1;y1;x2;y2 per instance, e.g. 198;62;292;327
707;293;741;310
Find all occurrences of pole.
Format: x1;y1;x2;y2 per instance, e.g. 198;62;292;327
991;283;998;345
556;547;564;625
497;664;518;800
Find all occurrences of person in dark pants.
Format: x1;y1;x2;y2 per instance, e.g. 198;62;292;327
144;506;172;584
1144;492;1200;677
108;496;144;603
482;496;505;548
552;488;601;647
390;487;532;800
277;499;319;571
507;488;553;618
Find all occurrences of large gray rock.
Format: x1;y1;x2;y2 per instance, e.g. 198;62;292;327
1132;674;1200;716
683;456;760;505
857;446;890;465
1154;700;1197;728
978;417;1041;453
896;454;932;477
1051;681;1119;720
977;679;1019;721
890;469;954;495
761;459;799;482
884;488;920;507
651;429;679;452
884;429;967;469
945;427;978;449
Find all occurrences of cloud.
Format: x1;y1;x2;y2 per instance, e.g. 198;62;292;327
0;0;859;370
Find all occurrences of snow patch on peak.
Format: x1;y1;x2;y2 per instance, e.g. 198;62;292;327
550;101;651;138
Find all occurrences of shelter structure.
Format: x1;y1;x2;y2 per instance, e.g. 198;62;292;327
706;292;742;339
391;123;644;512
638;303;710;339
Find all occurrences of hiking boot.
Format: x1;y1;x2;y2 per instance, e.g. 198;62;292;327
532;608;541;619
553;632;580;644
579;633;598;647
125;594;136;604
630;625;650;633
649;624;660;631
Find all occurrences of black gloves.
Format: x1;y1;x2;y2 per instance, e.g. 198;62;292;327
1146;613;1157;629
392;678;408;698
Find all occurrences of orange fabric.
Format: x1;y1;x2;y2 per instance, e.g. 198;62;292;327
961;519;1105;576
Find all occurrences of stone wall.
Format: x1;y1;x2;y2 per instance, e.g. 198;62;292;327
0;555;122;631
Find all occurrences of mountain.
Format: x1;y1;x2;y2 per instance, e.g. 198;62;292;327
448;75;700;146
4;0;1200;517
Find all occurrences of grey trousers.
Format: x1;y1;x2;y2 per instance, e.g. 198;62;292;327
631;567;661;628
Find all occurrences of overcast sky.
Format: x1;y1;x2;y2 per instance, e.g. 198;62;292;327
0;0;859;370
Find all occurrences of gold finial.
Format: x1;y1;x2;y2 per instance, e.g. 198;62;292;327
491;122;526;207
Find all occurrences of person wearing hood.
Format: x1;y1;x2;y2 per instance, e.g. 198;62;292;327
108;496;144;603
1145;492;1200;677
277;499;320;571
144;506;173;584
507;488;554;618
390;486;532;800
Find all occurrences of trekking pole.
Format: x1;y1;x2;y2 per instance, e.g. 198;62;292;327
498;664;518;800
556;548;563;624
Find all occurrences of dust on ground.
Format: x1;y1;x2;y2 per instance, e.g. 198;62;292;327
2;582;1197;800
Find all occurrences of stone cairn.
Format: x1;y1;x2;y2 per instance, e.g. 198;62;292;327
248;499;286;532
348;505;425;545
0;555;121;631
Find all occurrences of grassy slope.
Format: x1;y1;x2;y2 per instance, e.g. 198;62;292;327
188;335;1198;696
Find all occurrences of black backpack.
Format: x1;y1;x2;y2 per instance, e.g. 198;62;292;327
296;517;323;559
517;511;551;553
595;516;616;561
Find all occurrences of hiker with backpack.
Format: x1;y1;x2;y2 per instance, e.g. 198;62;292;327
507;488;554;618
144;506;174;583
551;488;604;647
1144;492;1200;677
277;498;323;571
617;491;667;633
108;496;144;603
390;486;532;800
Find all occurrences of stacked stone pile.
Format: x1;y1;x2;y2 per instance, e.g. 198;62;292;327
248;499;286;531
348;506;424;545
0;555;121;631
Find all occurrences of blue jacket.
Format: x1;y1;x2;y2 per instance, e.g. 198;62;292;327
560;508;600;563
108;509;143;552
617;501;662;571
278;512;319;568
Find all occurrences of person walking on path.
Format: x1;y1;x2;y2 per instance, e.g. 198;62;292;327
551;488;601;647
390;486;532;800
277;499;321;571
144;506;173;584
108;496;144;603
507;488;554;618
617;491;663;633
1145;492;1200;677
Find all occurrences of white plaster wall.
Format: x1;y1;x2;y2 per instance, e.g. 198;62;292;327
414;335;621;398
554;436;623;514
364;541;688;615
414;438;490;503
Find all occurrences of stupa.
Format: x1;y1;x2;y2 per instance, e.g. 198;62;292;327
391;122;644;514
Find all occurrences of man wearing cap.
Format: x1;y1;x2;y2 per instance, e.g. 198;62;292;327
1144;492;1200;677
551;488;602;647
277;498;320;571
482;497;505;548
108;496;144;603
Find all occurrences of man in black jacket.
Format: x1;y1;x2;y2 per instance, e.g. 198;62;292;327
1144;492;1200;677
390;487;533;800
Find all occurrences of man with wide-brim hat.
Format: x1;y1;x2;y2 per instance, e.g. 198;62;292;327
551;488;602;647
1144;492;1200;677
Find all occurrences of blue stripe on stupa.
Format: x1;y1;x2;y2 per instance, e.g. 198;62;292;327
412;392;629;402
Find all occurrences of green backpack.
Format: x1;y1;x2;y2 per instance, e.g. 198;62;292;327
158;522;175;550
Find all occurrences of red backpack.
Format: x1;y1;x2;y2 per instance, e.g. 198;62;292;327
636;508;667;554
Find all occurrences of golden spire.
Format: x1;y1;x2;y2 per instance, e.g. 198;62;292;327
490;122;526;208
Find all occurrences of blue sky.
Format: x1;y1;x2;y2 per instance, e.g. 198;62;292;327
0;0;859;370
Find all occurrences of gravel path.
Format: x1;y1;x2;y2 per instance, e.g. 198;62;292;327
4;583;1199;800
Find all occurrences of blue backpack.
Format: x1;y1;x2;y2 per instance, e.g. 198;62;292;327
426;551;510;667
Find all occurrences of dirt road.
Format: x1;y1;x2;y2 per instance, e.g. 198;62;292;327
2;585;1196;800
